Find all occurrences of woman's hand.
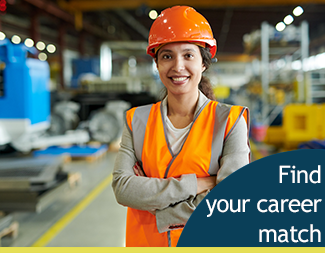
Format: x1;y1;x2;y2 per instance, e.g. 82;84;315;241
197;176;216;195
133;162;145;177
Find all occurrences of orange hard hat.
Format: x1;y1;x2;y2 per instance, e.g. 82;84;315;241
147;6;217;58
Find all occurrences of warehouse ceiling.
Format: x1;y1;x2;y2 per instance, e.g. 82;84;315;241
2;0;325;56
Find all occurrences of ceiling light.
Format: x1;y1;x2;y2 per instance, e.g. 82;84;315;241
36;41;46;51
284;15;294;25
0;32;6;40
276;59;286;69
11;35;21;44
149;10;158;20
46;44;56;53
291;60;302;70
275;22;286;32
24;38;34;47
38;52;47;61
293;6;304;17
316;53;325;69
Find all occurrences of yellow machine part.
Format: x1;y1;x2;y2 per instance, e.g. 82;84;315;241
264;126;286;147
213;86;230;99
265;103;325;149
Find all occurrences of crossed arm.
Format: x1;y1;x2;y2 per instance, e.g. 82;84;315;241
112;116;249;232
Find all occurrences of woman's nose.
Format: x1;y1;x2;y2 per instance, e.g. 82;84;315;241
172;58;185;72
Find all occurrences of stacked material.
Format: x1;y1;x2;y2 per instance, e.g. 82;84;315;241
0;156;68;213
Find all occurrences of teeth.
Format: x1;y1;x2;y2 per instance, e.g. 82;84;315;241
172;77;187;81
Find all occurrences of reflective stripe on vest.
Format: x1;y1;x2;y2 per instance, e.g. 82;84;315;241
125;100;249;247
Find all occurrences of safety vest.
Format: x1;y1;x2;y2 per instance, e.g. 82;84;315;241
125;99;249;247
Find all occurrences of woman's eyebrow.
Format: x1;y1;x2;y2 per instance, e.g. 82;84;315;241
158;49;173;55
159;48;197;55
182;48;197;52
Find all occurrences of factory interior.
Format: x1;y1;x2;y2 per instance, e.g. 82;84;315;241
1;0;325;247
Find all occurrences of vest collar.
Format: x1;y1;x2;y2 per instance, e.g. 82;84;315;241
161;90;210;118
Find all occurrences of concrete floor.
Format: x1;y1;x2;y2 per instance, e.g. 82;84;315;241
0;140;271;247
1;151;127;247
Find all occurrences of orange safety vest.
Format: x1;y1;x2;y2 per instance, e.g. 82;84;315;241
125;99;249;247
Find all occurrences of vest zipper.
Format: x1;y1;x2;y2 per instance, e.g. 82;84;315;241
160;100;210;178
167;231;172;247
160;99;210;247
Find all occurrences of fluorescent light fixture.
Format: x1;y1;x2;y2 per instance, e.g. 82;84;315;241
128;56;137;68
315;53;325;69
38;52;47;61
100;44;112;81
46;44;56;53
275;22;286;32
11;35;21;44
149;10;158;20
24;38;34;47
291;60;302;70
291;53;325;71
0;32;6;40
293;6;304;16
284;15;294;25
36;41;46;51
276;59;286;69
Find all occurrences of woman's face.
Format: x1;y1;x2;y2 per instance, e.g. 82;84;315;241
156;42;205;97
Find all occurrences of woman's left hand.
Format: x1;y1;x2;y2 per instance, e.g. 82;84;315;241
133;162;145;177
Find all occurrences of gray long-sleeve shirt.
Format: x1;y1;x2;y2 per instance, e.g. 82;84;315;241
112;92;250;232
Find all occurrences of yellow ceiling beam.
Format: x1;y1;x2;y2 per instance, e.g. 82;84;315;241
59;0;325;12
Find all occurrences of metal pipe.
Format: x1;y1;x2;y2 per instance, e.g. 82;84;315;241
301;21;309;103
261;21;269;124
115;9;149;39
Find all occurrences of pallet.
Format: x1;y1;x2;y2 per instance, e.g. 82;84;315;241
34;144;109;163
68;172;82;188
0;221;19;247
70;148;107;162
108;140;121;152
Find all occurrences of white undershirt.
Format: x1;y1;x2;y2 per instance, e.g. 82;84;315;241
162;92;204;155
165;116;192;155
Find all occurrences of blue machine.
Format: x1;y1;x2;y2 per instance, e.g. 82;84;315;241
0;39;50;140
71;58;100;88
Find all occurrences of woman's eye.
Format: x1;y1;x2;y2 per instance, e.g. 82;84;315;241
162;54;171;59
185;53;194;59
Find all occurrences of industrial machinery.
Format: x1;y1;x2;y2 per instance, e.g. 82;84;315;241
0;39;89;153
48;101;80;136
264;103;325;149
0;39;87;213
88;100;130;143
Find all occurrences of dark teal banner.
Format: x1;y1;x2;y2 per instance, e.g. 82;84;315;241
178;149;324;247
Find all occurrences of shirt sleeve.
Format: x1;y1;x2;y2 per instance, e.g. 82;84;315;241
112;125;198;211
217;115;250;184
155;190;210;233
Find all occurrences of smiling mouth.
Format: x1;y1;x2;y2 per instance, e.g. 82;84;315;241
170;77;189;81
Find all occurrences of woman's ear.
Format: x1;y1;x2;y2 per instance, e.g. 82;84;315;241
202;64;206;72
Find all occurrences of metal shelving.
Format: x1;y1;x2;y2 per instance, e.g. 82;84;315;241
309;70;325;103
259;21;309;124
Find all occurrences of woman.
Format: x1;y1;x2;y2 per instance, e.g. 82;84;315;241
112;6;250;247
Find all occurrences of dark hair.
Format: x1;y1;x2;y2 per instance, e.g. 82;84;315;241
198;47;216;100
157;45;216;101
